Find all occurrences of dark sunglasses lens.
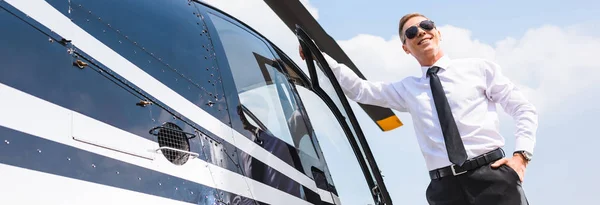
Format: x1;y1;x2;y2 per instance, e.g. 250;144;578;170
405;26;418;39
420;20;434;30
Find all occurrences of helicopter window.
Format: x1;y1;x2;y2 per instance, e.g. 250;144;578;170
207;13;319;159
294;86;375;204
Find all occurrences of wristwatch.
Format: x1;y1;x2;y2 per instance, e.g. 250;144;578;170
514;150;533;162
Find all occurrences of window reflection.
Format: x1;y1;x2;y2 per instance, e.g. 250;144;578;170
313;60;377;178
295;85;374;205
208;13;318;160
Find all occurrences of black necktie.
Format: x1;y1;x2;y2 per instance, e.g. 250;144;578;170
427;66;468;166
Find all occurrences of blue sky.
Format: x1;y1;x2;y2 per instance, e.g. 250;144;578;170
313;0;600;44
308;1;600;204
202;0;600;204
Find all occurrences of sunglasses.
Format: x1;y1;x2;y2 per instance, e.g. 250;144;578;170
403;20;435;43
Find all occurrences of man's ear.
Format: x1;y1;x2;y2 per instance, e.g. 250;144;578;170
402;44;410;54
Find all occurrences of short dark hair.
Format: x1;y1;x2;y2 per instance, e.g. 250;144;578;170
399;13;428;43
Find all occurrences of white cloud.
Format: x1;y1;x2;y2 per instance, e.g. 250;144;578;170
337;24;600;115
336;22;600;204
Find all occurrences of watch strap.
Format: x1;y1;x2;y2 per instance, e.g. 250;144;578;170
514;150;532;161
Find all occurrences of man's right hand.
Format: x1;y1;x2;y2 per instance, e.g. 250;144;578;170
299;45;305;60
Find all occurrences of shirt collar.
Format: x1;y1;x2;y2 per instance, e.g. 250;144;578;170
420;55;451;79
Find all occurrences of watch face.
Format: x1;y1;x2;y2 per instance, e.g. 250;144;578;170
522;152;532;161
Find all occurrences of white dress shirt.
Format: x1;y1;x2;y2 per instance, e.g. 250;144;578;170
322;53;538;171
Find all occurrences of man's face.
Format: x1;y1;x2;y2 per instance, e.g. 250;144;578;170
401;16;441;58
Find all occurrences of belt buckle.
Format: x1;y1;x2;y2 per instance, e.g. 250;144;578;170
451;164;467;176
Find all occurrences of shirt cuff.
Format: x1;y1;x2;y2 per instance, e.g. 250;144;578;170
514;137;535;155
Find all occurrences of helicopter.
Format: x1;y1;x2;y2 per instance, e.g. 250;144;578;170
0;0;403;204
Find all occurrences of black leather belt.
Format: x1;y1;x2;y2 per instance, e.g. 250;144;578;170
429;148;504;180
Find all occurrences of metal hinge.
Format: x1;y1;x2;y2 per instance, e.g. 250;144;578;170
73;59;88;69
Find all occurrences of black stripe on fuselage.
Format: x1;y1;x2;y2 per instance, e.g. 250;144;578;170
0;125;257;205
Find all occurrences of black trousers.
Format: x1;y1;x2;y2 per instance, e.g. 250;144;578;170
426;163;529;205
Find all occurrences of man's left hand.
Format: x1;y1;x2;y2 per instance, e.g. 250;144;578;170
491;153;528;182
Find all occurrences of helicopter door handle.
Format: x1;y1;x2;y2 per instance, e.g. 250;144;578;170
155;147;199;159
371;185;380;196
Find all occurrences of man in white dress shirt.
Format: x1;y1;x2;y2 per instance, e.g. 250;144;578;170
300;12;538;205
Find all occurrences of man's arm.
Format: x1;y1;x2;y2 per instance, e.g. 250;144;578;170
483;60;538;155
315;52;408;112
485;60;538;181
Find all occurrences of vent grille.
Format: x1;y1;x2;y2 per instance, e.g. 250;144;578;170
150;122;193;165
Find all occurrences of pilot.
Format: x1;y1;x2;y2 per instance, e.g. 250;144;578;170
300;12;537;205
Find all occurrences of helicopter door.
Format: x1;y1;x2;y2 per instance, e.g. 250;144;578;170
296;25;393;205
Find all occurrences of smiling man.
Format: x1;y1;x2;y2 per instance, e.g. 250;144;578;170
300;12;538;205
